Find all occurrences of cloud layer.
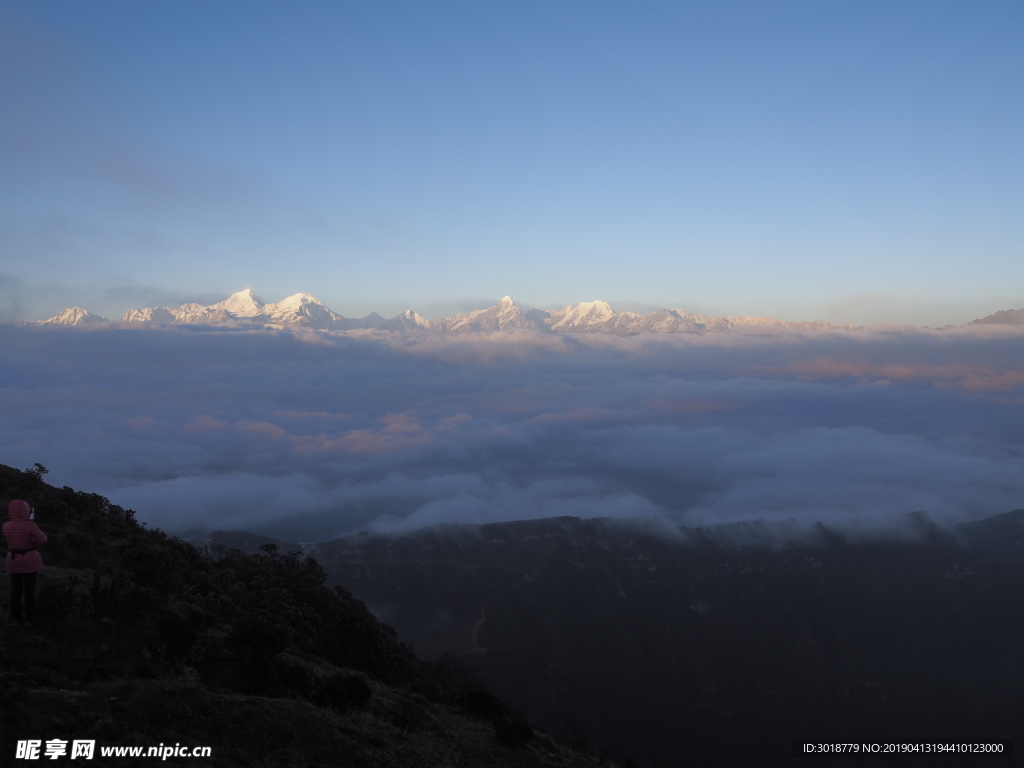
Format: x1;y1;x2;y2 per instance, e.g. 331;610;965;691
2;324;1023;540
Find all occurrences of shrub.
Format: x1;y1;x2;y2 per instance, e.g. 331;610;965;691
459;688;509;720
267;654;316;698
493;716;534;748
228;618;291;694
158;610;198;661
315;672;372;712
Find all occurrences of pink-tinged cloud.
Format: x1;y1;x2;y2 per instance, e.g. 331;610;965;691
236;420;289;440
783;358;974;381
185;415;229;432
650;399;744;414
961;371;1024;391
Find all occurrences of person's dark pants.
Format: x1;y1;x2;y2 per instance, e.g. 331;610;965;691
9;573;37;623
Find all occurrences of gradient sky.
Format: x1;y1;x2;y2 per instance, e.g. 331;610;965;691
2;1;1022;325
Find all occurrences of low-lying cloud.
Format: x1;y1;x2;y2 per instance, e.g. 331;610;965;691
1;324;1022;541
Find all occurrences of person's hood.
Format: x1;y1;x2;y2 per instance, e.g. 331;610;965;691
7;500;30;520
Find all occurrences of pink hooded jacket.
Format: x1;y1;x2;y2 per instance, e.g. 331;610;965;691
3;500;47;575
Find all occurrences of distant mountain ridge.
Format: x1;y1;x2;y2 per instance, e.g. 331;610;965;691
29;289;864;335
969;307;1024;326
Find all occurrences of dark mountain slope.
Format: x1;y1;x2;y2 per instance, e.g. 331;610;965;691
185;529;302;556
0;465;607;768
311;515;1024;767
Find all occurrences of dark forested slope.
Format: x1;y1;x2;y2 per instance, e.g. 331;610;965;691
0;465;607;768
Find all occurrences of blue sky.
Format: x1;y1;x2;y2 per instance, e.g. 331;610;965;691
2;1;1022;324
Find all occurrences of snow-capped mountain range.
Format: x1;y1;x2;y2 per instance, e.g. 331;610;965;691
39;290;1023;332
30;289;862;334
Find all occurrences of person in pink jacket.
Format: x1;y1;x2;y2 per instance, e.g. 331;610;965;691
3;500;47;627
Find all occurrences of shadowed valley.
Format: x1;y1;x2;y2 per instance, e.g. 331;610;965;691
296;515;1024;766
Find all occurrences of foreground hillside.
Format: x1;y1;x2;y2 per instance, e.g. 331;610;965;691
306;514;1024;766
0;465;608;768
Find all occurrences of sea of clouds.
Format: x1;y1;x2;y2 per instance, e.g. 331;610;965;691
2;323;1023;541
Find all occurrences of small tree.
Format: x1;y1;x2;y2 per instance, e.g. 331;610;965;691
25;463;49;479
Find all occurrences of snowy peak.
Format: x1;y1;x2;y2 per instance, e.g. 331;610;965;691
210;288;264;317
263;293;323;313
174;303;233;324
261;293;345;330
382;310;432;332
547;300;617;330
36;307;108;325
122;307;177;323
437;296;534;333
